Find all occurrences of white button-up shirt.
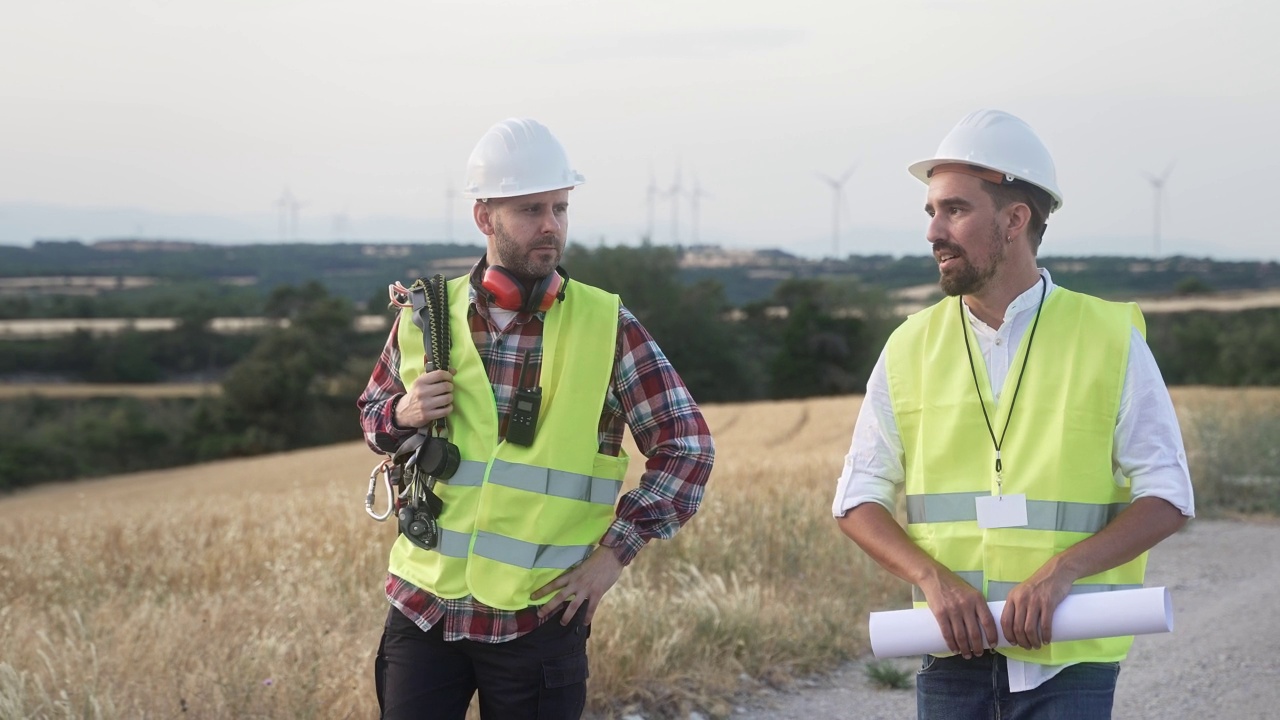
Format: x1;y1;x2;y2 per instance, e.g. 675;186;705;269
832;269;1195;691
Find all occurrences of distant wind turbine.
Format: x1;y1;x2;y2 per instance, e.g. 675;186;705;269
289;196;307;240
645;166;659;242
689;176;711;245
332;211;350;240
664;166;684;245
275;188;294;238
816;164;857;258
1144;162;1175;258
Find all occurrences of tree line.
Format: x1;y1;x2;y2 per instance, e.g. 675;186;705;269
2;245;1278;491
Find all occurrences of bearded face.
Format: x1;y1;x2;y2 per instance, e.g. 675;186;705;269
484;188;569;281
935;219;1006;297
493;212;562;280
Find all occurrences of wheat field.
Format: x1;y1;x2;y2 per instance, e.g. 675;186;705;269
1;389;1276;719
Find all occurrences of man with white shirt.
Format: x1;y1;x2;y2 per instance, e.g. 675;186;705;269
832;109;1194;719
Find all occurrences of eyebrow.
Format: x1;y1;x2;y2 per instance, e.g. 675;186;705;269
925;196;973;213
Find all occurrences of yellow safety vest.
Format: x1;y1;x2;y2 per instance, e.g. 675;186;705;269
886;286;1148;664
387;275;629;610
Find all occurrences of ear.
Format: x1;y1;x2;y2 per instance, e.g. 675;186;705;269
473;200;495;236
1004;201;1031;242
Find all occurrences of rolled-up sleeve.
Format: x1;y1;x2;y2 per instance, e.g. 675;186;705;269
601;307;715;566
1116;327;1196;517
356;315;417;455
833;349;904;518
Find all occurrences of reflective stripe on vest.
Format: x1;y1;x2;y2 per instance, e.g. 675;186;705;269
442;460;486;487
473;531;593;570
437;528;472;558
911;575;1141;603
888;287;1148;665
906;493;1130;534
986;581;1142;602
486;458;622;505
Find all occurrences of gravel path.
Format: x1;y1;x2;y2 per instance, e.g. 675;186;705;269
729;518;1279;719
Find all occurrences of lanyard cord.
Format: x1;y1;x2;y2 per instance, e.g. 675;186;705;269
959;275;1047;486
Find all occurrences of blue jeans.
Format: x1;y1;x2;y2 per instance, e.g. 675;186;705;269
916;652;1120;720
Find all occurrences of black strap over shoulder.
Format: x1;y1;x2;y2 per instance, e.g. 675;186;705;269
407;274;450;374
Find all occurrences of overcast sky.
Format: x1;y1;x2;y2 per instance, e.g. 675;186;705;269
1;0;1275;260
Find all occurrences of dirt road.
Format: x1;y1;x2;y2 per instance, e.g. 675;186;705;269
730;518;1279;719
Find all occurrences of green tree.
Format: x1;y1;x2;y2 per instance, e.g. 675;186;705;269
763;278;892;399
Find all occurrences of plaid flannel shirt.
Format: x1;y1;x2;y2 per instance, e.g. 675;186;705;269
356;264;715;642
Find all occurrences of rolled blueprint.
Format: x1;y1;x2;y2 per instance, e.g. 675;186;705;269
868;586;1173;658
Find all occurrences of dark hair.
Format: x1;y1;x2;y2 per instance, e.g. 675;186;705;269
980;181;1053;254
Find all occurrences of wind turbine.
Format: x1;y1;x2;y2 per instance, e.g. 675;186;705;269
689;176;711;245
275;188;296;240
645;166;659;242
332;210;350;240
1144;162;1175;258
288;195;307;240
817;164;856;258
664;165;684;245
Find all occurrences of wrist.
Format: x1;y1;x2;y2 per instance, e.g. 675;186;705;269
911;558;950;591
389;394;413;431
1045;551;1084;585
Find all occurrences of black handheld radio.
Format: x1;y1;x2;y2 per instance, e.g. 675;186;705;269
507;350;541;446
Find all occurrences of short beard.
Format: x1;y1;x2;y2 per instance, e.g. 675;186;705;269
938;222;1005;297
492;216;561;280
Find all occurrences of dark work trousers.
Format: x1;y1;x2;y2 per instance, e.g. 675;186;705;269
375;606;591;720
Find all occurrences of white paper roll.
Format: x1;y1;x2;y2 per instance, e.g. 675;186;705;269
868;586;1173;659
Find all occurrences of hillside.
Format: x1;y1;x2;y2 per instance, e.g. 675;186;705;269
3;239;1277;310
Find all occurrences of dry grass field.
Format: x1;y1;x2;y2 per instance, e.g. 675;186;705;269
1;389;1277;719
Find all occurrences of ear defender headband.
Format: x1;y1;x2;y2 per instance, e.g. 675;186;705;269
480;264;569;314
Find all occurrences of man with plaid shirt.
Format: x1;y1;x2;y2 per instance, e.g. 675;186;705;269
358;118;715;719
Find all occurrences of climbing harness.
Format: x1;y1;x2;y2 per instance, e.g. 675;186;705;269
362;274;459;551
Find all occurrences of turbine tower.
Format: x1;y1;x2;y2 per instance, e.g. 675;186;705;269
664;166;684;245
689;176;710;245
1144;162;1175;258
645;166;659;242
275;188;296;240
332;211;350;240
816;164;856;258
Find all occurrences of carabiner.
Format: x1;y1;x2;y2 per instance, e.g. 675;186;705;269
365;459;396;521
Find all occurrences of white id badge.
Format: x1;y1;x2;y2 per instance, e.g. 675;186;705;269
975;493;1028;529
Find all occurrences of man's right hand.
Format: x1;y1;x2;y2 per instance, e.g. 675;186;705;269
838;503;1001;659
919;569;1000;659
394;368;455;428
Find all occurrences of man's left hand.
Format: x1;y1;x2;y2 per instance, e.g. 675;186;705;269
1000;560;1074;650
531;545;624;626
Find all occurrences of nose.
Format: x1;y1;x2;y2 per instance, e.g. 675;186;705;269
926;211;947;247
538;207;562;235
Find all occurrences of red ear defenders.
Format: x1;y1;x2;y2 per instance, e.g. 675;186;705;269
480;265;569;314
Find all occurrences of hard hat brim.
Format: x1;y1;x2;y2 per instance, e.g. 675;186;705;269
462;176;585;201
907;157;1063;212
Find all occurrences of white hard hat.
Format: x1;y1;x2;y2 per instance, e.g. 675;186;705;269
463;118;585;200
908;109;1063;212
